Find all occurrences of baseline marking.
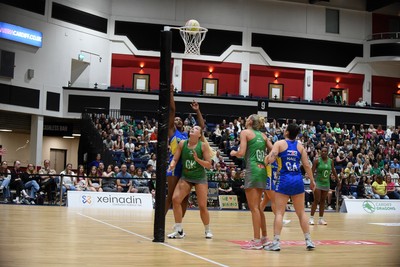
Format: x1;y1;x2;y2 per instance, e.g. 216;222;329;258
77;212;229;267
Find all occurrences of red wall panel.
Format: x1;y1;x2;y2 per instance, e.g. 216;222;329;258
372;76;400;107
249;65;304;99
313;71;363;104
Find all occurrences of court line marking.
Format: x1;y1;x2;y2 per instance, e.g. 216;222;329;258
77;212;229;267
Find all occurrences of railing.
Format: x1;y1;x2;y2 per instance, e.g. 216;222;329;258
367;32;400;41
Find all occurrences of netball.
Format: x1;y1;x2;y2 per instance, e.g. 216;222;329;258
185;19;200;31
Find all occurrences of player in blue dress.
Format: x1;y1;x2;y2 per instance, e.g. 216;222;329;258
264;123;316;251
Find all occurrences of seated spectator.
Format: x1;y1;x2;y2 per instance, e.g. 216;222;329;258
390;158;400;172
88;166;103;192
10;161;31;204
102;164;117;192
339;177;355;199
103;134;114;150
355;97;367;107
89;153;103;168
76;165;90;191
132;168;150;193
364;177;374;199
372;175;388;199
147;153;157;171
38;159;57;204
125;137;135;157
388;168;399;185
113;135;125;152
385;174;400;199
22;163;40;202
116;164;132;192
218;173;233;195
60;163;77;195
0;161;11;202
143;164;154;179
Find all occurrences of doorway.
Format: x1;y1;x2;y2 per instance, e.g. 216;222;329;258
50;149;67;173
330;88;349;105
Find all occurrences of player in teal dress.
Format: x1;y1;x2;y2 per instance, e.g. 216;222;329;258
165;84;205;216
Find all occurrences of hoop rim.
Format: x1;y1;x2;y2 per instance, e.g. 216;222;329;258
179;26;208;33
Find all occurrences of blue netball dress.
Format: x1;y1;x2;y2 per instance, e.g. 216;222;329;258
167;129;188;177
275;140;304;195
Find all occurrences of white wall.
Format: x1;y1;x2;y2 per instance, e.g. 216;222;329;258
0;0;397;118
0;132;79;168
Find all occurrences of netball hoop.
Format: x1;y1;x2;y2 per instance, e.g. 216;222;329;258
179;25;208;55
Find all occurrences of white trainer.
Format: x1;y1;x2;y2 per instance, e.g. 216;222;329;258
318;218;327;225
167;230;185;239
283;219;291;226
205;230;213;239
309;218;315;225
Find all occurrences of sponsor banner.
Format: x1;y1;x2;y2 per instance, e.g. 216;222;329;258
219;195;238;209
67;191;153;210
0;22;43;47
229;240;391;246
340;199;400;214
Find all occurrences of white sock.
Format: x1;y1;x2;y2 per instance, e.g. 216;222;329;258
175;223;182;231
204;224;210;231
304;233;311;240
274;235;280;242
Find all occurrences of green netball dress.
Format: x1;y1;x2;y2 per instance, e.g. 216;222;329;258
181;140;207;184
244;130;267;189
316;157;332;191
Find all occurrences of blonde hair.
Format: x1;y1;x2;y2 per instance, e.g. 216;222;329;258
249;114;265;131
200;132;216;159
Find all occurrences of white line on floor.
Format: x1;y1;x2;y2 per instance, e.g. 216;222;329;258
77;212;229;267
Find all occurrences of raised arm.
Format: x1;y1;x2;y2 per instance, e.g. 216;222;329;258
191;100;205;130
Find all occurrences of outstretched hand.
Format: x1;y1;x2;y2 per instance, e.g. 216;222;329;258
190;100;200;111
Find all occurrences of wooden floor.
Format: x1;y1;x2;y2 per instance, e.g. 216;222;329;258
0;205;399;267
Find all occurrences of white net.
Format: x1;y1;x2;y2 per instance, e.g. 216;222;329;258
179;26;208;55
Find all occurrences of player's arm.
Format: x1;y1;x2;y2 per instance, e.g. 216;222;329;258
312;158;318;174
301;146;315;190
264;140;281;164
230;130;248;158
169;140;184;170
193;143;212;169
191;100;205;130
263;133;273;151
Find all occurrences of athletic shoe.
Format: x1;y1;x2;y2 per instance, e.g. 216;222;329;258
205;230;213;239
306;239;315;250
309;218;315;225
0;185;3;191
327;206;333;210
283;219;291;226
318;218;327;225
167;230;185;239
261;237;271;246
241;240;263;250
264;241;281;251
